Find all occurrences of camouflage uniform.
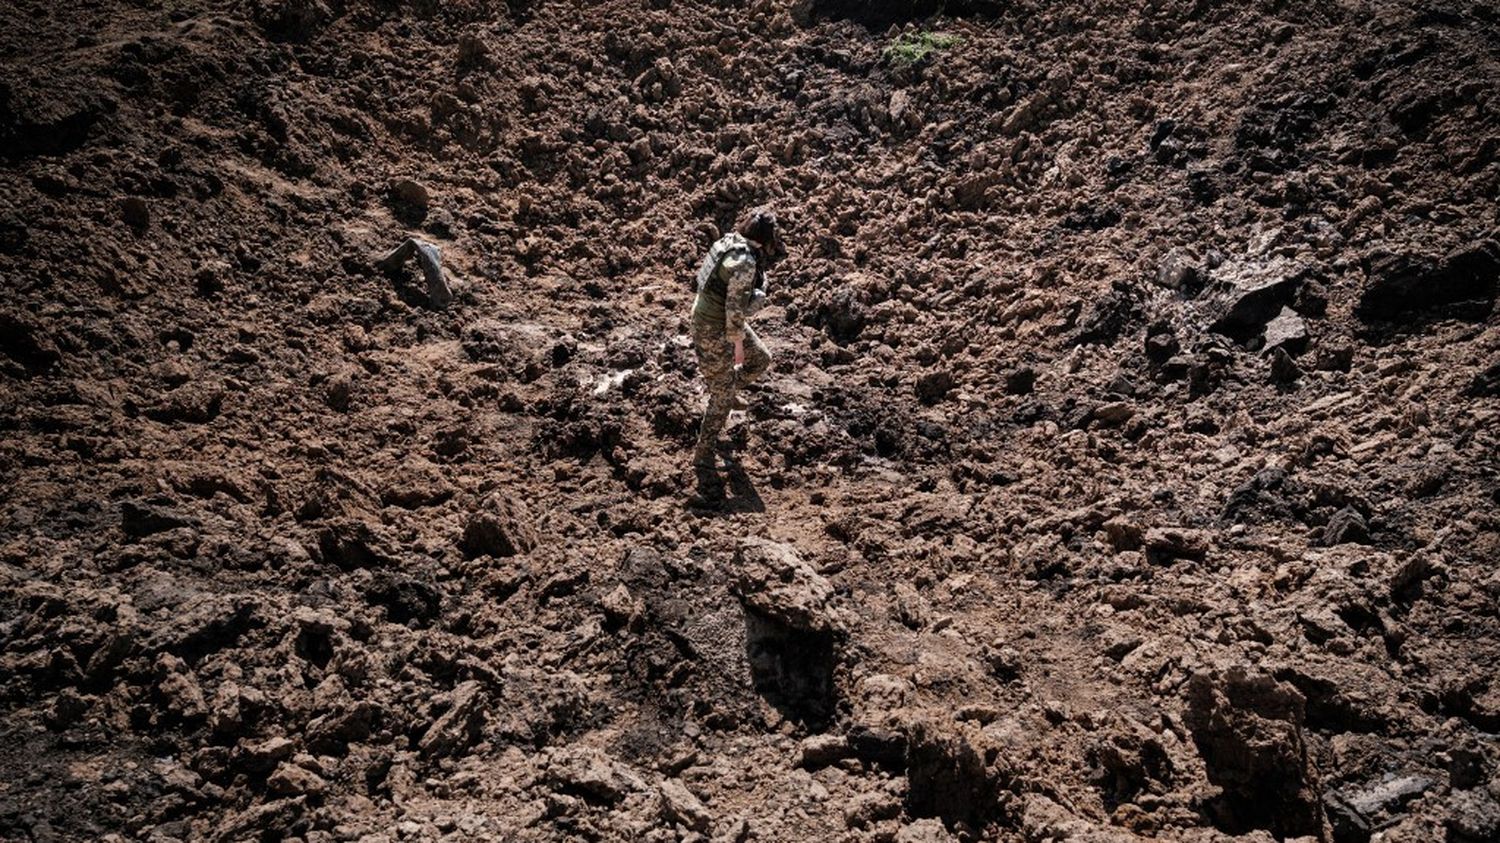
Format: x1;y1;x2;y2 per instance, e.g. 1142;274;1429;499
691;233;771;465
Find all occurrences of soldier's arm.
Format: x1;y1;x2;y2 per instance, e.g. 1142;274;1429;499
722;251;756;342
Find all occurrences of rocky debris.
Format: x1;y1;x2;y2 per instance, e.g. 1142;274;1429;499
1143;527;1207;564
915;369;955;404
659;778;712;832
119;196;148;232
798;733;849;769
144;380;225;423
266;761;327;796
1183;669;1326;839
389;177;429;212
375;237;453;308
1004;366;1036;395
460;492;538;558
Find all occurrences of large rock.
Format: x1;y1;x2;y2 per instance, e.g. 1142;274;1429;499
461;493;538;558
1207;258;1308;343
1357;239;1498;326
1182;668;1327;839
732;539;837;634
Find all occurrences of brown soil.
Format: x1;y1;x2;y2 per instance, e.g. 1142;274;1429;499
2;1;1499;841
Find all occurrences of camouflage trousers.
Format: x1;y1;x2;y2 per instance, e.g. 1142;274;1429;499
691;319;771;462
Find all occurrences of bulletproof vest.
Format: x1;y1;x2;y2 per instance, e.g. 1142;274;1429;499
694;233;765;298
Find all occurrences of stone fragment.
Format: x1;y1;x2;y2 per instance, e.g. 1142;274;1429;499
844;791;901;829
266;761;327;796
798;734;849;769
905;719;1012;829
461;493;538;558
1270;347;1302;384
1004;366;1037;395
1092;401;1134;426
915;369;955;404
1263;306;1309;354
544;748;646;804
418;681;486;758
1208;258;1307;342
1143;527;1207;563
1103;517;1143;552
390;178;430;210
659;778;712;832
1322;507;1369;546
732;538;838;633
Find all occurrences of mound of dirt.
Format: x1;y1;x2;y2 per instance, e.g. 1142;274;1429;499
2;0;1499;841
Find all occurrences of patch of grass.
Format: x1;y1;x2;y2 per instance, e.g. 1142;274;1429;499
883;30;961;66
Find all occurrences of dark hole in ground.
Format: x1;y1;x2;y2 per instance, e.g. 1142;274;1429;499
742;608;839;731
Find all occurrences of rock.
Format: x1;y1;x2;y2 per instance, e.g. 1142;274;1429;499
324;370;354;411
380;457;454;509
1322;507;1369;546
905;718;1012;829
821;285;867;345
461;493;538;558
1208;258;1307;343
599;583;643;628
544;748;646;804
848;725;908;768
364;573;442;627
844;791;901;829
1467;361;1500;398
915;369;955;404
1103;517;1143;551
1091;401;1134;426
1157;249;1203;294
1270;347;1302;384
1445;788;1500;843
1356;240;1499;326
1182;668;1325;839
1262;307;1309;354
732;538;837;634
390;178;430;210
1314;341;1355;372
120;196;149;232
659;778;712;832
418;680;486;758
238;736;296;774
146;380;225;423
1004;366;1036;395
1143;527;1207;563
456;32;489;67
895;818;957;843
266;761;327;796
798;734;849;769
1144;321;1179;365
121;497;197;537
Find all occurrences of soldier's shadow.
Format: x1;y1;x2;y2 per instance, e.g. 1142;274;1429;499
689;455;765;516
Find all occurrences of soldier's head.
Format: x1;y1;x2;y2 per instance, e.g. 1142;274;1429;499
737;207;786;263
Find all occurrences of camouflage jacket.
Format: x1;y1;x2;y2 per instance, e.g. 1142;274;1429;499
692;233;767;341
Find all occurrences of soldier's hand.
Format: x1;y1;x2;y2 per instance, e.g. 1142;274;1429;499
733;338;745;367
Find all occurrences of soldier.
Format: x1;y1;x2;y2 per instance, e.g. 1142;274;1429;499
690;209;785;469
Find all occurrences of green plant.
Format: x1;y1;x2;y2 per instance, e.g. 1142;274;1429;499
883;30;960;66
